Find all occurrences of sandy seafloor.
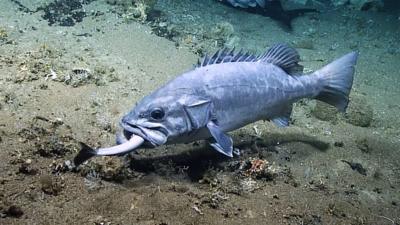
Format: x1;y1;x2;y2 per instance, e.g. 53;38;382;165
0;0;399;224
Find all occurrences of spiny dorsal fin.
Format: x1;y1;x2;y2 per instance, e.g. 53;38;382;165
196;48;258;68
196;44;303;75
261;44;303;75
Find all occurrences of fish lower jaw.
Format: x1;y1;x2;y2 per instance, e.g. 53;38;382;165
120;125;167;147
116;130;130;144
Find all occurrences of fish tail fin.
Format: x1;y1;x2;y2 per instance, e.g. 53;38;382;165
313;52;358;112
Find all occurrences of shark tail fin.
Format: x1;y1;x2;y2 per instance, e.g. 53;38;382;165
73;142;97;167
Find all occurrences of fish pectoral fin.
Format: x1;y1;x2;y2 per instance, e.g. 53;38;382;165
207;121;233;157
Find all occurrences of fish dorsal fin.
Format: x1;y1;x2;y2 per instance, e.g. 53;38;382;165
260;44;303;75
196;43;303;75
196;48;258;68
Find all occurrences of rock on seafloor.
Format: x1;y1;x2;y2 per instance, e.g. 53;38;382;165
345;93;374;127
312;92;373;127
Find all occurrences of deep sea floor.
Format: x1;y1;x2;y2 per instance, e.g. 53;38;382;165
0;0;399;224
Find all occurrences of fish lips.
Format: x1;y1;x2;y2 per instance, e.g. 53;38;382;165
120;122;168;147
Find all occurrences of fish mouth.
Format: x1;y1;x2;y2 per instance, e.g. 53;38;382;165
120;122;168;147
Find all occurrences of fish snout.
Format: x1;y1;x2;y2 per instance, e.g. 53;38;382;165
120;119;168;147
121;115;137;126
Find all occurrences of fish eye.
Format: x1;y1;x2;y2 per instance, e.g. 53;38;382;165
150;108;165;120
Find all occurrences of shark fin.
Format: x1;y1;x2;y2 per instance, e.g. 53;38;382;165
73;142;97;167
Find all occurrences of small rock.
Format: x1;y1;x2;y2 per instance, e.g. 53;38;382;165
245;210;255;218
18;159;38;175
208;21;235;45
334;141;344;147
6;205;23;218
80;157;127;182
345;93;373;127
293;39;314;50
224;35;240;49
40;175;62;195
312;101;338;122
355;137;371;153
132;8;142;18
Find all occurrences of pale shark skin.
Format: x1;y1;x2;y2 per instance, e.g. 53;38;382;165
73;44;358;166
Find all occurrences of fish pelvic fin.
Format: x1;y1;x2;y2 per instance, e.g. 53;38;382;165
271;104;293;127
207;121;233;157
313;52;358;112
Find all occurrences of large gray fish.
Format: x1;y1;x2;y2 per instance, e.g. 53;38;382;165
74;44;358;166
